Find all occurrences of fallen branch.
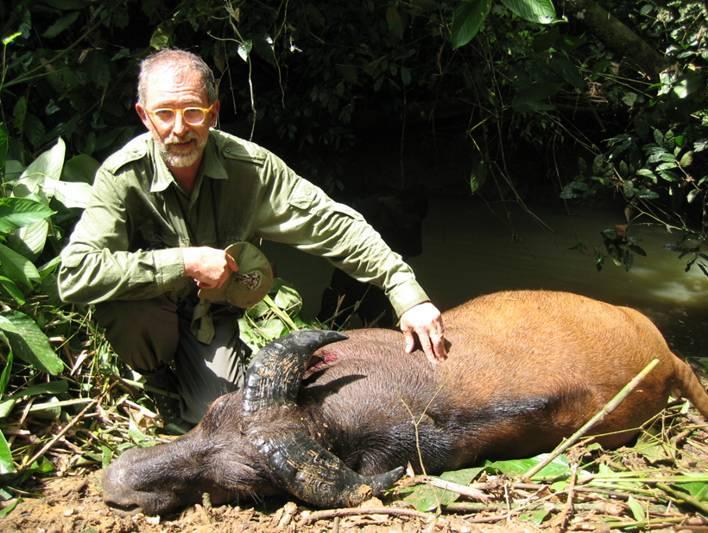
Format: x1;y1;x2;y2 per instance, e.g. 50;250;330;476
19;390;108;472
557;463;578;532
422;475;490;502
524;358;660;479
298;507;432;525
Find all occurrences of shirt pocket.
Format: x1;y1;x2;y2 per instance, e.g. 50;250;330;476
134;219;179;250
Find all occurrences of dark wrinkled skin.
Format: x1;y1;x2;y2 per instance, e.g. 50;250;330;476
103;291;708;516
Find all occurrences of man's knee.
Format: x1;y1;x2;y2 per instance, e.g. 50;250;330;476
94;297;179;371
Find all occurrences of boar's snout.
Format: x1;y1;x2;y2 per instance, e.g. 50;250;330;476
103;447;184;516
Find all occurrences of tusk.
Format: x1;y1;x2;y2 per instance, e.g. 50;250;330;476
256;431;404;507
242;330;347;413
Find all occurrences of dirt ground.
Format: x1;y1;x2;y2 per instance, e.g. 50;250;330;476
1;470;538;532
3;468;706;533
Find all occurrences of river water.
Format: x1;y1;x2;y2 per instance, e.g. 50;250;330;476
263;195;708;361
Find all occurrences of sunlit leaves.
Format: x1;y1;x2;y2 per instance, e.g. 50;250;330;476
0;311;64;375
0;431;15;474
500;0;557;24
0;198;54;234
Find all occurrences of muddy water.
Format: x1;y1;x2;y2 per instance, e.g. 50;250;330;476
263;195;708;359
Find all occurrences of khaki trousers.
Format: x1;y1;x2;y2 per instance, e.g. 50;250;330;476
94;295;249;423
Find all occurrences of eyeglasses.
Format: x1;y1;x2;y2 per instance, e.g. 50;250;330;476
147;103;216;127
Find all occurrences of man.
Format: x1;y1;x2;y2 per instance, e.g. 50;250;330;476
58;49;447;427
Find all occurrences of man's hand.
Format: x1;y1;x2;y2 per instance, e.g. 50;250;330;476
182;246;238;289
399;302;448;364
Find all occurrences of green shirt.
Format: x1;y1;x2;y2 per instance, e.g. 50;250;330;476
58;130;429;317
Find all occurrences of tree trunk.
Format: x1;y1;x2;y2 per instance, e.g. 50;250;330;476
566;0;668;77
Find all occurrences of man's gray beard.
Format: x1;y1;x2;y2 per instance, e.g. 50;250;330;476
158;134;207;168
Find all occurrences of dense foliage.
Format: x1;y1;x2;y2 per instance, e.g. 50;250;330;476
0;0;706;520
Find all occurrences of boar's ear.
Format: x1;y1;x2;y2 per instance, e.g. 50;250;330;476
242;330;347;413
256;431;404;508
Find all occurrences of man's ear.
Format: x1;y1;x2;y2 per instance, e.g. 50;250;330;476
135;103;151;129
210;100;221;128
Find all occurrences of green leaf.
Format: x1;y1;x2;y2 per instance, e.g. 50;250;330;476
404;467;483;511
274;282;303;314
0;197;55;234
0;311;63;375
633;431;669;464
0;350;12;397
679;151;694;168
520;506;551;525
42;11;80;39
0;275;25;305
14;138;66;200
674;481;708;501
52;180;93;209
627;496;646;522
1;32;22;46
0;399;17;418
485;453;570;480
7;379;68;401
451;0;492;49
386;6;404;39
0;430;15;474
10;219;49;259
238;40;253;62
0;497;19;517
62;153;100;183
0;123;7;171
0;242;40;289
12;96;27;134
149;24;172;49
101;445;113;469
500;0;557;23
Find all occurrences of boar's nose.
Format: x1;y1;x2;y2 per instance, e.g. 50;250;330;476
102;448;181;516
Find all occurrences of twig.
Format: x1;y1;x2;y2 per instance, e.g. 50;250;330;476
557;463;578;532
524;358;660;479
422;476;489;502
298;507;432;525
19;392;106;472
656;482;708;515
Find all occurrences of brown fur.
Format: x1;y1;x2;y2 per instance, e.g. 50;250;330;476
103;290;707;515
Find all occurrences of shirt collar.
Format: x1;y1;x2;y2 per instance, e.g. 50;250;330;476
149;131;228;193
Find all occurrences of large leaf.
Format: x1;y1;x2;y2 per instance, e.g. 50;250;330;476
0;197;55;234
0;430;15;474
485;453;570;480
42;11;81;39
10;219;49;259
404;467;483;511
62;153;100;183
0;241;40;289
0;311;63;375
451;0;492;49
500;0;556;23
51;180;93;209
0;275;25;305
0;350;12;397
14;138;66;200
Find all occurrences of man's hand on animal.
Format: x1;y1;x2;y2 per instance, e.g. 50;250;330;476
399;301;447;363
182;246;238;289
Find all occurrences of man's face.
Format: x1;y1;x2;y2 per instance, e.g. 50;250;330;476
135;65;219;170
